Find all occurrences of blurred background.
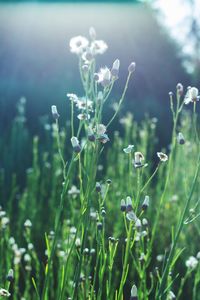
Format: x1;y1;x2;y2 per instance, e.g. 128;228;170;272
0;0;199;182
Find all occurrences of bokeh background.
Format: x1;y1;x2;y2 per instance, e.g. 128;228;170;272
0;0;199;186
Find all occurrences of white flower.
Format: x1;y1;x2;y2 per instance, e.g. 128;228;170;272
134;151;144;168
51;105;59;120
67;93;78;103
71;137;81;153
184;87;199;104
96;124;107;135
123;145;134;154
130;284;138;298
185;256;198;269
168;291;176;299
24;219;32;228
111;59;120;77
91;40;108;55
0;288;11;297
126;211;137;222
97;67;111;87
69;36;89;54
76;98;93;111
157;152;168;162
68;185;80;196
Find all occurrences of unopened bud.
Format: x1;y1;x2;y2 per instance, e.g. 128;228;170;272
71;137;81;153
51;105;59;120
128;62;136;73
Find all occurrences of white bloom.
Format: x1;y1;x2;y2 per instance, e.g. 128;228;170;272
69;36;89;54
134;151;144;168
184;87;199;104
67;93;78;103
24;219;32;228
157;152;168;162
123;145;134;154
0;288;11;297
24;253;31;262
91;40;108;55
76;98;93;111
96;124;107;135
126;211;137;222
97;67;111;87
185;256;198;269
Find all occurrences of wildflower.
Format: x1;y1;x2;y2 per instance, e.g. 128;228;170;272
98;134;110;144
96;124;106;135
68;185;80;197
126;196;133;212
75;238;81;248
51;105;59;120
177;132;185;145
97;222;103;231
123;145;134;154
96;182;102;192
156;254;164;262
128;62;136;73
69;36;89;54
111;59;120;78
90;248;95;255
91;40;108;55
89;26;96;40
134;151;144;168
184;86;199;104
135;218;142;229
186;256;198;269
77;113;90;120
157;152;168;162
76;97;93;111
142;195;150;210
126;211;137;222
71;137;81;153
120;199;126;212
97;67;111;87
6;269;14;282
142;218;148;226
0;288;11;297
67;93;78;103
1;217;9;228
83;248;89;255
168;291;176;299
176;83;184;96
106;179;112;185
88;126;95;142
24;219;32;228
130;284;138;300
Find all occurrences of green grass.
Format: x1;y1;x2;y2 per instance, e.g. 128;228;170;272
0;29;200;300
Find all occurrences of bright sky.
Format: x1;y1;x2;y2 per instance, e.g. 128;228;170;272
152;0;200;72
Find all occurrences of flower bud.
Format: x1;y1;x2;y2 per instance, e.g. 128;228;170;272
177;132;185;145
89;27;96;40
142;195;149;210
128;62;136;73
130;284;138;300
71;137;81;153
96;182;101;193
176;83;183;96
120;199;126;212
111;59;120;77
6;269;14;282
51;105;59;120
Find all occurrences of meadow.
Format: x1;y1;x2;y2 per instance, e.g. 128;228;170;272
0;28;200;300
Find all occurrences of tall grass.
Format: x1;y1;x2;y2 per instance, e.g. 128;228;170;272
0;29;200;300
